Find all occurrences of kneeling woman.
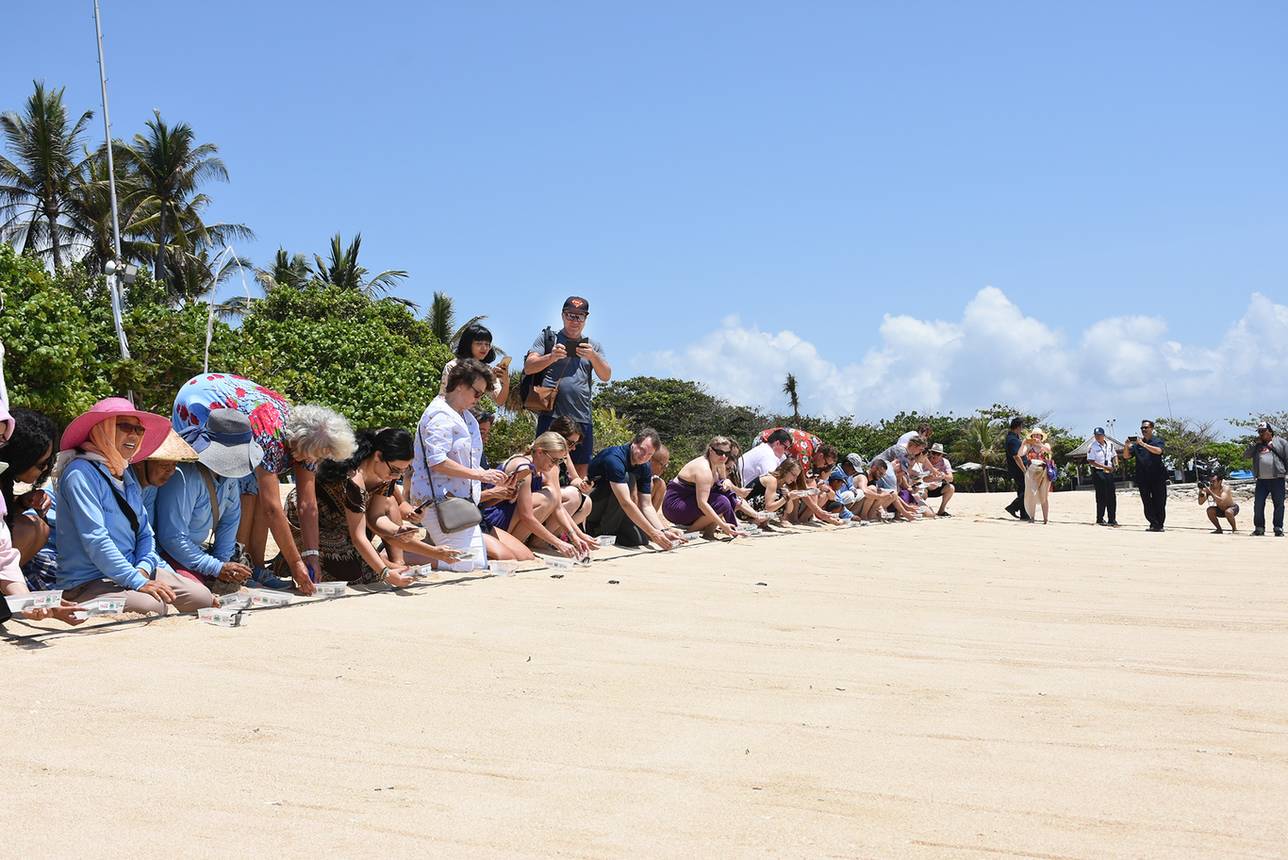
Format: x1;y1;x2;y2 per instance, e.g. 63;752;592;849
482;433;593;558
746;457;801;518
56;398;215;614
274;428;460;586
662;437;741;539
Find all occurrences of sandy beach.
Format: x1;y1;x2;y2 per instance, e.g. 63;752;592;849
4;489;1287;858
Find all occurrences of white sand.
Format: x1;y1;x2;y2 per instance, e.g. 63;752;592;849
4;489;1286;857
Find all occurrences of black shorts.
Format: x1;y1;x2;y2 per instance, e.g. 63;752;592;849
928;485;948;498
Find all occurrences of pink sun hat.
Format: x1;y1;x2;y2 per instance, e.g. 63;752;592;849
59;397;172;462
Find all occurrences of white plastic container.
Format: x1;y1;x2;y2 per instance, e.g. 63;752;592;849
198;607;248;627
313;581;347;598
216;593;250;611
4;589;63;613
76;596;126;616
247;589;292;608
488;559;522;576
595;535;617;547
681;531;704;542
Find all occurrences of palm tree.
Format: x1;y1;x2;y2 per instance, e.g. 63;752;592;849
951;416;1004;492
255;247;313;293
311;232;413;306
783;373;801;421
0;81;94;269
62;144;147;273
428;291;455;343
121;111;252;286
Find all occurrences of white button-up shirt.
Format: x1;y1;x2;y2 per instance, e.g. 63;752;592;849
1088;439;1116;470
411;396;482;504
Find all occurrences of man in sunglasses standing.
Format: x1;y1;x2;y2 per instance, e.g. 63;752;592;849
1122;419;1168;532
524;296;611;479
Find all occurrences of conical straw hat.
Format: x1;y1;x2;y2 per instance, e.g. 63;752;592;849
146;428;200;462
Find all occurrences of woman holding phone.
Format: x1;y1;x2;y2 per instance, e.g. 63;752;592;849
412;359;514;570
440;323;511;406
1019;427;1053;524
482;433;592;557
272;428;458;585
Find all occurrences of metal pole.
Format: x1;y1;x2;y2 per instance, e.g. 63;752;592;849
93;0;132;368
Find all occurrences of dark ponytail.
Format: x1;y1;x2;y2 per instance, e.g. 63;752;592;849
318;427;414;483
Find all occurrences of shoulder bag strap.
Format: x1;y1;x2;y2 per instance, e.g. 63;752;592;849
197;464;221;535
91;463;140;536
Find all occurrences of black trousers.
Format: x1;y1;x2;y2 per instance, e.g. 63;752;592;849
1137;473;1168;529
585;476;649;546
1092;471;1117;523
1006;469;1028;518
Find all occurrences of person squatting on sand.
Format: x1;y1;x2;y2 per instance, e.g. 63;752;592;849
173;373;356;595
1200;471;1239;534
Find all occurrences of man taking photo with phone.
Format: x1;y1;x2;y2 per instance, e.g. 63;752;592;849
1122;419;1167;532
524;296;611;479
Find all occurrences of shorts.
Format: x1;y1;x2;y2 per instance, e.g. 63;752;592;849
239;472;260;496
1210;503;1239;517
928;485;948;498
536;414;594;465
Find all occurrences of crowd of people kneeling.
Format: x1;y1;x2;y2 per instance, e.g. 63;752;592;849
0;354;956;628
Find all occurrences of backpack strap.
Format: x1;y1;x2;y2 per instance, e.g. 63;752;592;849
91;462;140;536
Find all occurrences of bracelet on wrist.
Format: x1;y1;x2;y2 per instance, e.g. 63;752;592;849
300;549;320;559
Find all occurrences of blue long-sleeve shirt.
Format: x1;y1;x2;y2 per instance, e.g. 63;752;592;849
56;458;163;591
153;463;240;578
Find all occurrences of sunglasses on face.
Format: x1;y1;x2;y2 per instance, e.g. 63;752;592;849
117;422;146;435
471;385;488;398
563;312;587;322
710;448;732;458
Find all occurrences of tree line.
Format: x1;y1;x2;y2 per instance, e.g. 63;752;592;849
0;81;1268;484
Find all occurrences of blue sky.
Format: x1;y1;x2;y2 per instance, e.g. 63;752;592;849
3;2;1286;431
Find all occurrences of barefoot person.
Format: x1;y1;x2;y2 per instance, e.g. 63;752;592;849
1200;471;1239;534
585;428;680;549
482;433;592;558
174;373;356;594
662;437;741;539
412;360;510;570
56;398;215;614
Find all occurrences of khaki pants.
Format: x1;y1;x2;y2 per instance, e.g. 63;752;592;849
65;567;214;615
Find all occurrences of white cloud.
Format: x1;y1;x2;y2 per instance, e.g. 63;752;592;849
639;287;1288;434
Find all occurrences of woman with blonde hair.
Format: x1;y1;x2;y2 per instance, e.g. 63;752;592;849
482;432;592;558
661;436;741;539
1019;427;1054;524
173;373;356;595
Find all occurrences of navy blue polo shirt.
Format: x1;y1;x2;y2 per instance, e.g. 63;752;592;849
1005;431;1024;475
588;443;652;490
1129;434;1167;478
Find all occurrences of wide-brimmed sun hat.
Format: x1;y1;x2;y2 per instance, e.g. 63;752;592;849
59;397;171;462
146;429;200;462
178;408;264;479
929;443;946;455
1029;427;1047;440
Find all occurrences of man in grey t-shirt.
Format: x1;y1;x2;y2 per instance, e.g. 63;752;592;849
524;296;612;477
1244;421;1288;536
